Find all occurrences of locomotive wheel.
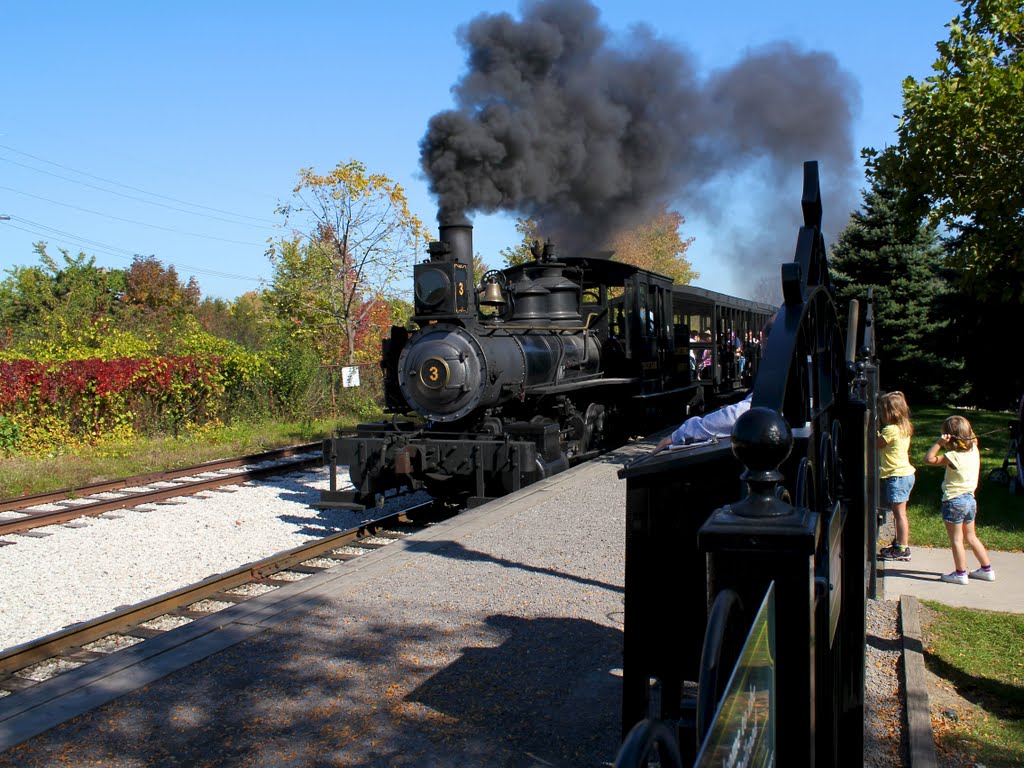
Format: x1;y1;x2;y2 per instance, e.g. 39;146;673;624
584;403;605;452
600;408;635;449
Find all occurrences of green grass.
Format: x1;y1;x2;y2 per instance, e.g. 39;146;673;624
903;406;1024;551
922;601;1024;767
0;418;344;499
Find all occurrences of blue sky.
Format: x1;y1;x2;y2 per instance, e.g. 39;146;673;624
1;1;960;302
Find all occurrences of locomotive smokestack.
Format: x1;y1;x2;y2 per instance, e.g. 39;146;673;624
437;211;474;272
416;212;476;319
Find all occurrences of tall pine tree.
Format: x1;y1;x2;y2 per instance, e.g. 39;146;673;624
830;163;961;403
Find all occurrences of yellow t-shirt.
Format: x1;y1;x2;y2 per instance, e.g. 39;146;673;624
942;446;980;501
879;424;915;479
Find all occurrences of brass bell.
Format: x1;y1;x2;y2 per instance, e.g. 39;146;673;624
480;279;506;306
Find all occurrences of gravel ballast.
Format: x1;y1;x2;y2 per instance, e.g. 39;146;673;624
0;465;419;652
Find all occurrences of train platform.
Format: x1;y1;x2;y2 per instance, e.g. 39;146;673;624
878;544;1024;614
0;441;653;767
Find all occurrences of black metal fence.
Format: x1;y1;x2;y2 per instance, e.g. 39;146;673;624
616;162;880;767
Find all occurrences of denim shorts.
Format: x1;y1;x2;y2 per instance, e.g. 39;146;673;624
882;474;915;504
941;493;977;524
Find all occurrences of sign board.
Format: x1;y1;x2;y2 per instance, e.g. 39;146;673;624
695;583;776;768
341;366;361;388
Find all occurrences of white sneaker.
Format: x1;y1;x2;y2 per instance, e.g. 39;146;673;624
969;567;996;582
941;571;969;585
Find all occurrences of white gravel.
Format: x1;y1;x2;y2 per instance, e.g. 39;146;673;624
0;463;426;652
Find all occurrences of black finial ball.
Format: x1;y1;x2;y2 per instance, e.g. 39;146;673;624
731;406;793;473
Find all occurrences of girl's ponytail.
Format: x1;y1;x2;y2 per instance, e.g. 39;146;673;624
947;435;976;451
942;416;977;452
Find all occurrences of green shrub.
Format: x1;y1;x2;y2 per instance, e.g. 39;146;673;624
0;416;21;456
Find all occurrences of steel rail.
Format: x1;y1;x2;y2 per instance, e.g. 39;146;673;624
0;442;323;514
0;453;323;537
0;502;433;682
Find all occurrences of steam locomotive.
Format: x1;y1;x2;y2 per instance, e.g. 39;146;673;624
319;215;775;510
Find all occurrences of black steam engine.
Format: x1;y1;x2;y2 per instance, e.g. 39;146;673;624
320;214;774;510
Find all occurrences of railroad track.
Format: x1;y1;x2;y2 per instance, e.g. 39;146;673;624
0;500;439;699
0;443;323;538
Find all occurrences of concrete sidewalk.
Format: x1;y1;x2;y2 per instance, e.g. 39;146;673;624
879;546;1024;613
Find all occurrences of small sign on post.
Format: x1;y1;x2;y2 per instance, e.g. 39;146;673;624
341;365;361;388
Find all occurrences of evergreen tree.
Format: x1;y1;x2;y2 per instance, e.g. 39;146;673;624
830;164;960;403
873;0;1024;301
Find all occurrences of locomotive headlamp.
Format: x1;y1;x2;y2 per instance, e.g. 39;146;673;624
419;357;450;390
415;268;451;307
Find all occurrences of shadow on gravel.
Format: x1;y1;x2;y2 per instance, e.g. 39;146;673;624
276;507;375;538
865;633;901;654
404;538;625;595
258;474;326;507
408;613;623;764
0;601;623;767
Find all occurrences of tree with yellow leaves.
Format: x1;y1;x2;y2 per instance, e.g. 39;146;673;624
607;206;698;285
266;160;428;368
501;208;698;285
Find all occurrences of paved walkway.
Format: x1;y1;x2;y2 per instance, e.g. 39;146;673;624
878;546;1024;613
0;445;649;766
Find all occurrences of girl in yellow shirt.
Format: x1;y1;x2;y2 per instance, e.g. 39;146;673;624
877;392;916;561
924;415;995;585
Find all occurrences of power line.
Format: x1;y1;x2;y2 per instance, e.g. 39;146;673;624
6;219;134;257
3;217;264;284
0;185;267;247
5;219;264;283
0;143;278;225
0;156;277;230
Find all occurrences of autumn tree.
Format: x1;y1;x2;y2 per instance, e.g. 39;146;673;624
607;207;698;284
500;208;698;285
874;0;1024;301
267;161;428;368
122;255;201;314
196;291;276;351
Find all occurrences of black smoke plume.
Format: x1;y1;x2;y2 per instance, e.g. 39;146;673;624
420;0;860;285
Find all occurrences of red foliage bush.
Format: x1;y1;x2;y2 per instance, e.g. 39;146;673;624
0;356;224;448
